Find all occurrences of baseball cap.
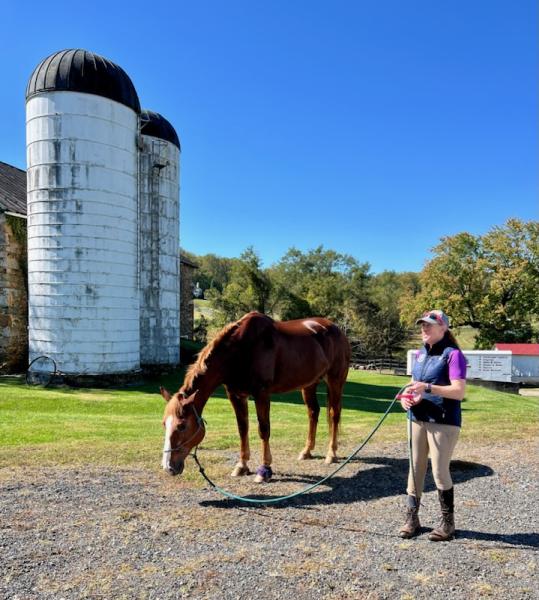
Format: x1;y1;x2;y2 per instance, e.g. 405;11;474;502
415;310;450;328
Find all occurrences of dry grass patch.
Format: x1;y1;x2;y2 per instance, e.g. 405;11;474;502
173;556;209;576
471;582;496;597
397;541;413;550
484;549;510;564
36;568;119;597
280;560;321;577
412;572;431;585
173;548;254;577
143;505;237;533
278;542;339;577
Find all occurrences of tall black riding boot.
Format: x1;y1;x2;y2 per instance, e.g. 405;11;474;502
429;487;455;541
399;495;421;539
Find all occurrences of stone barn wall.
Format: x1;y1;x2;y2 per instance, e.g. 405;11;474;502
0;214;28;373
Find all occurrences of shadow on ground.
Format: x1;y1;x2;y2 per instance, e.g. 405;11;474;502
199;457;539;549
199;456;493;508
4;367;414;415
145;370;477;416
146;370;412;415
7;364;481;418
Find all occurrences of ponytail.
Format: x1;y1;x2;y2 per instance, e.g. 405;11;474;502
444;330;460;350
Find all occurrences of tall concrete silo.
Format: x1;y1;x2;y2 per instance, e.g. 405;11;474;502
139;110;180;368
26;49;141;379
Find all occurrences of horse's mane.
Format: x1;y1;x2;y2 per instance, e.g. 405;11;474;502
181;319;241;391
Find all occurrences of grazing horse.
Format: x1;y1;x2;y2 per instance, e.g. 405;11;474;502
161;311;351;483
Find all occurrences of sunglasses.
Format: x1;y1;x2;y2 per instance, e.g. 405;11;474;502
422;311;444;324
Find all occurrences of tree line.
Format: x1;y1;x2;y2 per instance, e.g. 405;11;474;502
183;218;538;355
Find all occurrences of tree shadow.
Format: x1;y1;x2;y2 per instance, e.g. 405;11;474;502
198;457;538;548
137;369;412;415
199;456;494;508
13;365;469;417
454;530;539;548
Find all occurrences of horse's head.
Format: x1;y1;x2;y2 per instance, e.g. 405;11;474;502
160;387;205;476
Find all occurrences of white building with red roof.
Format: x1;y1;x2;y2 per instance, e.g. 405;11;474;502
494;344;539;382
407;343;539;388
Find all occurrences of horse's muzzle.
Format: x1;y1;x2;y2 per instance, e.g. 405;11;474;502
166;460;185;476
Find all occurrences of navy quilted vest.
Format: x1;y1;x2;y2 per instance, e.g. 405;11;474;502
410;336;462;427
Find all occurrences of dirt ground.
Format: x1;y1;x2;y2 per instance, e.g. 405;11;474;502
1;440;538;600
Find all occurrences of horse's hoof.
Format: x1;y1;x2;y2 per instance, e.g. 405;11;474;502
324;455;338;464
298;451;313;461
231;465;250;477
254;465;273;483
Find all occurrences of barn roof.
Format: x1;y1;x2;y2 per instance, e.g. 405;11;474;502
495;343;539;356
26;49;141;114
0;161;26;216
180;254;198;269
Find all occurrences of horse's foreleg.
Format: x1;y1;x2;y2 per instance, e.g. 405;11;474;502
253;392;273;483
227;390;251;477
298;384;320;460
325;379;344;464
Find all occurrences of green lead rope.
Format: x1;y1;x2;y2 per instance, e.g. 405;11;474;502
191;385;411;505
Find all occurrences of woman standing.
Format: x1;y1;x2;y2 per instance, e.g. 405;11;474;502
399;310;467;541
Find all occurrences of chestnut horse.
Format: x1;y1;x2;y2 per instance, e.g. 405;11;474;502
161;311;350;483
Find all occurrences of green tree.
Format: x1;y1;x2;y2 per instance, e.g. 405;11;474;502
363;271;418;356
181;250;236;293
271;245;371;323
270;246;409;356
192;314;208;344
478;219;539;345
401;219;539;347
369;271;420;316
195;244;419;357
206;247;272;323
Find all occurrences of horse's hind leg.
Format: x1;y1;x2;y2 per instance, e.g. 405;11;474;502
298;383;320;460
325;377;345;464
226;388;251;477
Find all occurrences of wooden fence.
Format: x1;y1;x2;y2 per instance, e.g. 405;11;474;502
350;356;408;375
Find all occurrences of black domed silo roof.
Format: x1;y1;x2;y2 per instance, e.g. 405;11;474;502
26;49;141;113
140;110;181;150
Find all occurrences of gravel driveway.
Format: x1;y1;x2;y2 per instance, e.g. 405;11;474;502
1;440;537;600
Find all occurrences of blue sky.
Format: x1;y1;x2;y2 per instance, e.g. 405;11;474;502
2;1;537;273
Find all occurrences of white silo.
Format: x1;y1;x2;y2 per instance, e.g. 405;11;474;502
139;110;180;368
26;49;141;379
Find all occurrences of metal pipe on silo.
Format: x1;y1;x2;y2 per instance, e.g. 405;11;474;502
26;49;142;379
138;110;181;368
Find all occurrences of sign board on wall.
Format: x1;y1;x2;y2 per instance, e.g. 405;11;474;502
407;350;513;383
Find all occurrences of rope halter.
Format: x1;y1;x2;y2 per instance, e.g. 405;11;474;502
163;406;206;455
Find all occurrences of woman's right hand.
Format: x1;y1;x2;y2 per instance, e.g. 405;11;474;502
400;392;422;411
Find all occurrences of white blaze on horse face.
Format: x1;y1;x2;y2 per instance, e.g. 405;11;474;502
303;320;327;334
162;415;174;470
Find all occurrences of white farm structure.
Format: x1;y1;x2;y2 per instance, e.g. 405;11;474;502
25;49;181;382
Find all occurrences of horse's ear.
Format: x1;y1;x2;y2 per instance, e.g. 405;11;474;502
181;390;198;406
160;386;172;402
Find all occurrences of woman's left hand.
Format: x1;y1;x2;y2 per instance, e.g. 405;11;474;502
408;381;428;395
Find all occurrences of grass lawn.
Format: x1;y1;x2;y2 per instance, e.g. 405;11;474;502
1;370;537;478
193;298;214;321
